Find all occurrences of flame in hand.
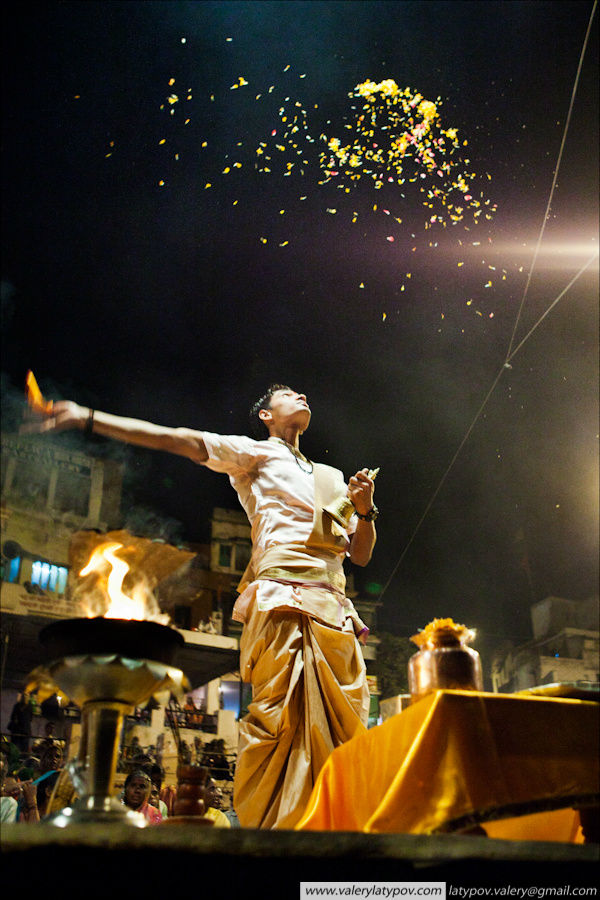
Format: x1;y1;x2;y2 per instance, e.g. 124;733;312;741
25;370;54;414
79;541;169;623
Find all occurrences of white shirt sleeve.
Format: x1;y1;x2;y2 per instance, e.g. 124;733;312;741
199;433;267;477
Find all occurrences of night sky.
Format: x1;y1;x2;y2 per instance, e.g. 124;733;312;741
2;1;598;649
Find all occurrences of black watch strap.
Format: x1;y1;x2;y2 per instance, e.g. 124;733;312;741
355;505;379;522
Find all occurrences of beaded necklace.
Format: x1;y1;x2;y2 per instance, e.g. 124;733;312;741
269;437;314;474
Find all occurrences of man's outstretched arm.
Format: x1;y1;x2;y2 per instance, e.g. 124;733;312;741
21;401;209;464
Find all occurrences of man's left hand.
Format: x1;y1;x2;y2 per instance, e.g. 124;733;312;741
348;469;375;517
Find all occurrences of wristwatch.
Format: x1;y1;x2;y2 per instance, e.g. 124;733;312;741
355;505;379;522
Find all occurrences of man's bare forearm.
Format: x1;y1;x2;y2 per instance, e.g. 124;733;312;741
349;519;376;566
22;401;209;463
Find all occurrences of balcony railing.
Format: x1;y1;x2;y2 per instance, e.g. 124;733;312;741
164;708;218;734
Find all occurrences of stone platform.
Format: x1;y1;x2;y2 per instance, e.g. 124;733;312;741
2;825;598;897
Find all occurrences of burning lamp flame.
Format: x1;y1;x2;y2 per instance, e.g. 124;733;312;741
25;370;53;414
79;541;167;622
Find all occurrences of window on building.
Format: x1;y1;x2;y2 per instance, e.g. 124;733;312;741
8;461;51;508
216;540;252;573
220;680;250;719
3;556;21;583
30;561;68;594
218;543;233;568
53;469;91;518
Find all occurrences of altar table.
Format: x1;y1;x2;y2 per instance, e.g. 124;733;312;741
295;690;599;841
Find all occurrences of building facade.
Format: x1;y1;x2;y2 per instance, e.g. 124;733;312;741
491;595;599;693
1;433;123;616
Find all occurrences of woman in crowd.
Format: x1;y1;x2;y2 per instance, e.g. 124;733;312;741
122;769;162;824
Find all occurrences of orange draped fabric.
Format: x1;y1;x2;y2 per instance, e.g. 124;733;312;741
296;690;599;841
233;604;369;830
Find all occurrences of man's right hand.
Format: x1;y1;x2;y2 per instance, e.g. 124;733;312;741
21;401;87;435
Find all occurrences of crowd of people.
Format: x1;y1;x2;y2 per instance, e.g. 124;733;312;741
1;747;236;827
116;735;237;825
120;766;234;826
1;697;238;827
1;734;64;823
118;732;235;781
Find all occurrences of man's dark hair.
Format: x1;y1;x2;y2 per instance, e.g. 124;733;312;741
249;384;291;438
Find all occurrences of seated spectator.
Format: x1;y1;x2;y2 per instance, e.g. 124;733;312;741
122;769;162;824
148;764;168;819
17;770;61;822
201;739;232;780
185;698;203;728
203;777;230;828
124;735;141;760
1;758;18;823
35;740;63;777
0;736;21;775
1;792;18;823
41;720;56;741
159;783;177;817
2;774;22;804
33;721;56;751
149;784;168;819
224;805;240;827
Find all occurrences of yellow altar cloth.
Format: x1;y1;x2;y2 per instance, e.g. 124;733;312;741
295;690;599;840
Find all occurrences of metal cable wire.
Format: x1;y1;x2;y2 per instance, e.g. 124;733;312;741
376;1;598;606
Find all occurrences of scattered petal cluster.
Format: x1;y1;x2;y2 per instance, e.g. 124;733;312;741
318;79;496;228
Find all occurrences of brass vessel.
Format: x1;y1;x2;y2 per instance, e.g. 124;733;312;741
408;618;483;702
161;764;214;826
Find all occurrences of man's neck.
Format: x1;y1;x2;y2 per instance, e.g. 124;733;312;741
269;426;301;450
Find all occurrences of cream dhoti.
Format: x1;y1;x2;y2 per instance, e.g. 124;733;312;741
233;584;369;830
